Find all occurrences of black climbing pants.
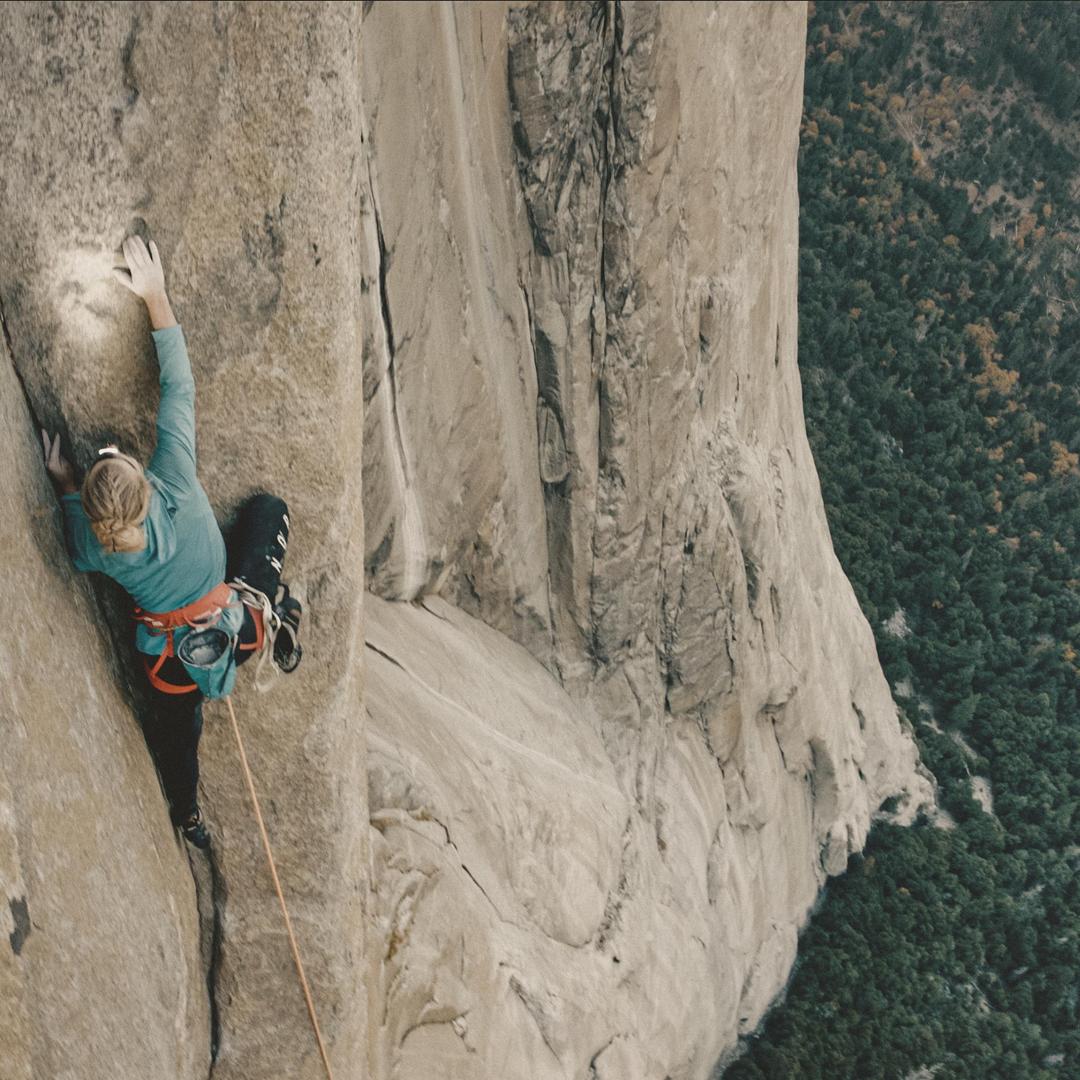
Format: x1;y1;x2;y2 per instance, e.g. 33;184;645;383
139;493;290;827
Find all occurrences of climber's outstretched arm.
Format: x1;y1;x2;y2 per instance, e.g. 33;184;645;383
114;236;197;493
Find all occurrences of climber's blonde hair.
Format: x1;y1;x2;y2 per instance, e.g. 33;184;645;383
81;451;152;554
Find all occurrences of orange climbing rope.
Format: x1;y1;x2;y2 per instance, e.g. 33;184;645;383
225;695;335;1080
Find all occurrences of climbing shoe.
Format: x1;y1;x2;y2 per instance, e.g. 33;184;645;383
272;583;303;674
179;808;211;850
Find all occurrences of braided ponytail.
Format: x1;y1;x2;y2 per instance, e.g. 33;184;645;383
82;454;152;554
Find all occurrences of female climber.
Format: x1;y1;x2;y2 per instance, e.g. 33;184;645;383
41;234;302;850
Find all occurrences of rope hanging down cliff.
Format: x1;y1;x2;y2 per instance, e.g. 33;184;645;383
226;695;335;1080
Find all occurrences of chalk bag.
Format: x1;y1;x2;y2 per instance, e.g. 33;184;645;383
177;626;233;669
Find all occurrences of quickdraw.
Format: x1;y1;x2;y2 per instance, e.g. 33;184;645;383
226;579;282;692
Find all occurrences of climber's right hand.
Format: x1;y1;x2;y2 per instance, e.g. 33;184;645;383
112;235;166;301
113;235;177;330
41;429;78;495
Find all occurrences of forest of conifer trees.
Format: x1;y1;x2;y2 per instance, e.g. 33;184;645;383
725;3;1079;1077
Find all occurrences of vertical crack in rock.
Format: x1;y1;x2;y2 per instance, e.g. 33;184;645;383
0;293;45;433
206;854;226;1071
187;846;226;1075
657;501;683;713
519;280;560;645
525;282;570;487
112;12;141;136
588;0;624;670
370;171;410;487
365;151;427;598
596;0;622;363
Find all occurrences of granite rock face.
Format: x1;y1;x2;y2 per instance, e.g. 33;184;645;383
1;4;367;1079
361;2;932;1078
2;3;932;1080
0;334;211;1080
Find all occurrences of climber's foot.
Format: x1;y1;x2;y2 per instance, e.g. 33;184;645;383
273;584;302;674
179;807;211;850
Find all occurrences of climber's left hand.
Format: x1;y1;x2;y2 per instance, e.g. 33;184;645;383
41;429;78;495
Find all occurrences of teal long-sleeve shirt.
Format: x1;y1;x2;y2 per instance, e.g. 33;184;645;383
62;324;227;654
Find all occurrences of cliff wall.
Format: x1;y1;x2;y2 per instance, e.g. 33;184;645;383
361;3;931;1078
1;5;367;1078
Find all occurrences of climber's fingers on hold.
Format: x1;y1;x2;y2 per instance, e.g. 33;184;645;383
40;430;60;472
129;235;150;267
148;239;161;267
122;235;146;271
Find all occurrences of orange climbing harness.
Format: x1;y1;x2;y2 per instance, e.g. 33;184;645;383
225;695;335;1080
134;582;264;694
